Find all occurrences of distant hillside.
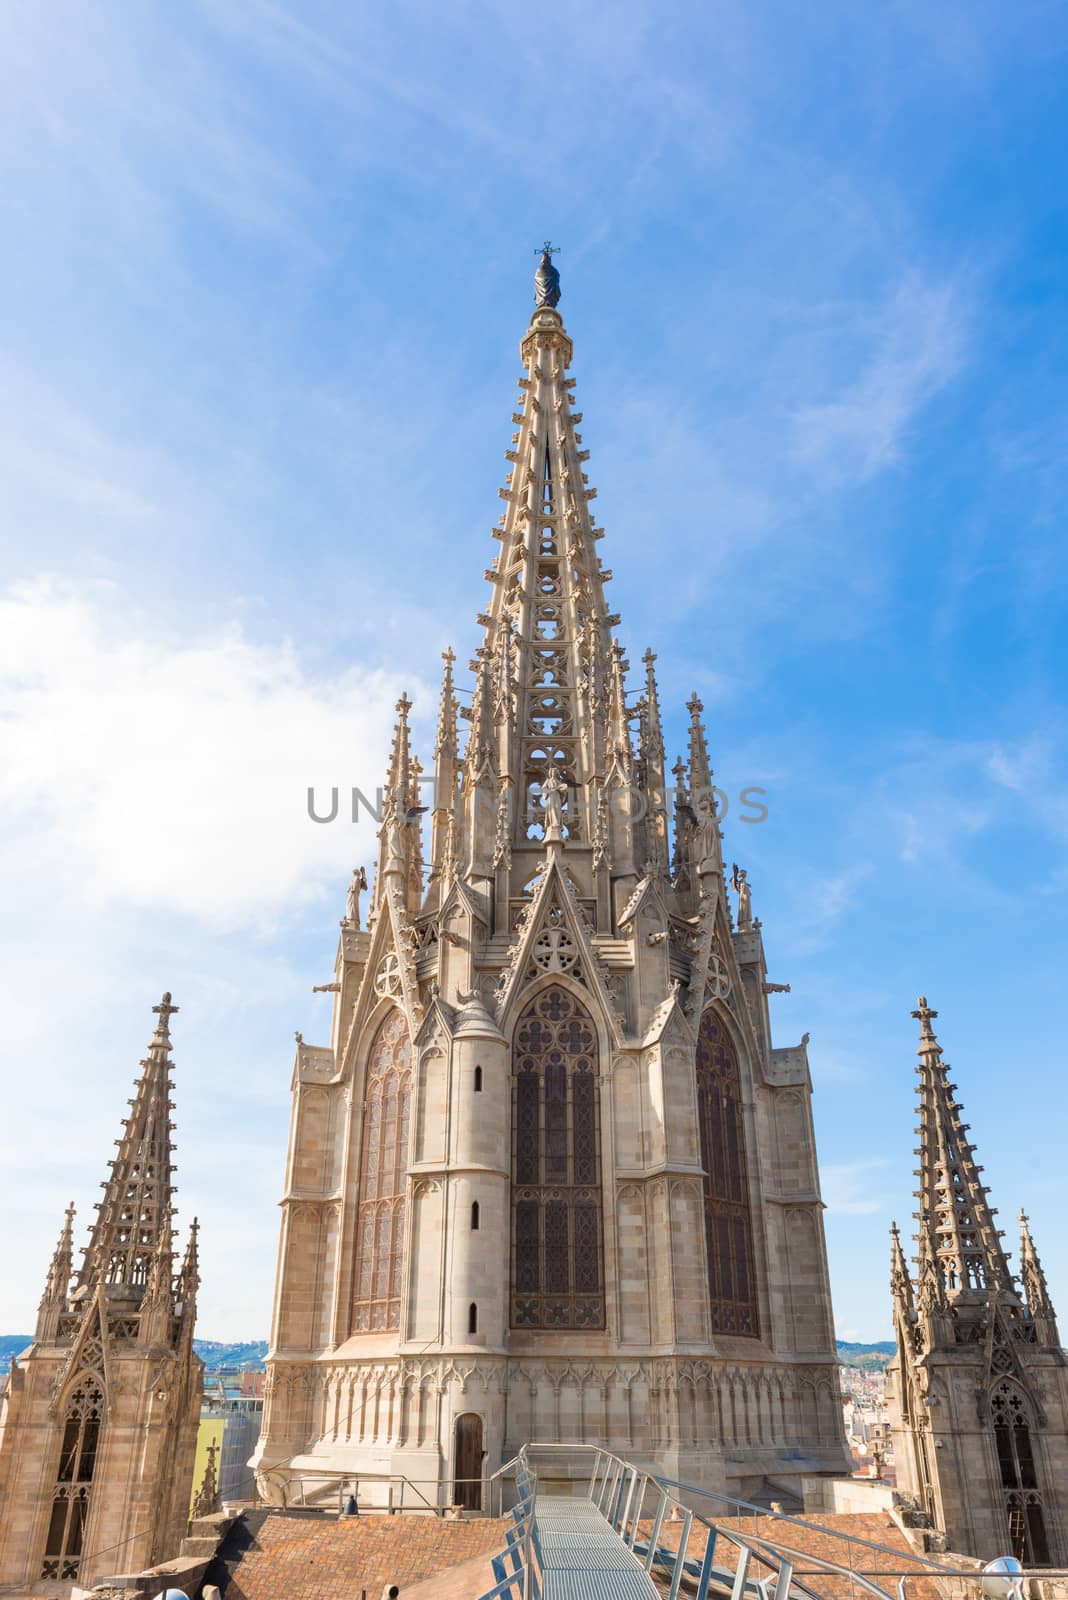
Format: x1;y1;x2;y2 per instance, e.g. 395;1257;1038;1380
0;1335;269;1371
194;1339;269;1371
2;1335;891;1371
837;1340;895;1372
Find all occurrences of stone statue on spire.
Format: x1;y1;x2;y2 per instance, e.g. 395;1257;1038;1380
534;242;561;309
345;866;368;928
732;864;753;929
541;766;566;842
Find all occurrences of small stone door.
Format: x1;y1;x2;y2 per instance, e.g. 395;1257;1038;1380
453;1412;483;1511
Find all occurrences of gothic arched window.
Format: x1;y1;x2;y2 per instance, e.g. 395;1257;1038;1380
511;985;604;1329
991;1381;1050;1564
40;1376;103;1581
351;1009;412;1333
696;1009;759;1337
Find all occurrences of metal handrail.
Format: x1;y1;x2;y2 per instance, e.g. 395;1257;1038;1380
483;1453;540;1600
278;1469;487;1514
490;1443;1068;1600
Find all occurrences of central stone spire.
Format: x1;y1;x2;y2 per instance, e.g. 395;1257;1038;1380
443;260;645;934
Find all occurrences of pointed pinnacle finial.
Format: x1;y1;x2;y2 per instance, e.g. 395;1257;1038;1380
911;995;939;1047
890;1220;913;1303
179;1216;201;1302
151;991;179;1048
1017;1206;1055;1319
687;693;713;794
436;650;458;757
41;1203;76;1305
534;243;561;309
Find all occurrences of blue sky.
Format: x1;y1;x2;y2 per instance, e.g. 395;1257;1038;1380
2;1;1067;1342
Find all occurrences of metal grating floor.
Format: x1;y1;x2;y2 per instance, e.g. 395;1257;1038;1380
535;1494;659;1600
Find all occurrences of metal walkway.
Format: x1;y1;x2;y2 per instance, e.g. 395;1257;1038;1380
478;1442;1068;1600
534;1492;658;1599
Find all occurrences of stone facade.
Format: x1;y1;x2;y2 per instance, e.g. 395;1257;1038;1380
0;996;203;1596
253;258;849;1510
886;998;1068;1564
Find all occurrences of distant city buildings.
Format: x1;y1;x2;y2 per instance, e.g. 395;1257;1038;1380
198;1368;265;1507
841;1366;896;1483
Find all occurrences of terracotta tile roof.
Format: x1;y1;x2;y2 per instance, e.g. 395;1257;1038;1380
208;1508;510;1600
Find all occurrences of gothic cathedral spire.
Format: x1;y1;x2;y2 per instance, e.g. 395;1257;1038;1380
0;994;203;1591
256;250;847;1515
887;997;1068;1566
76;993;180;1297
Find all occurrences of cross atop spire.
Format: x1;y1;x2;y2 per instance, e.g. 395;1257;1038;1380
151;991;179;1047
911;995;938;1045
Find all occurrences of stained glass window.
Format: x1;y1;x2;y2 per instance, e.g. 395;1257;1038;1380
696;1009;759;1337
40;1378;103;1581
510;986;605;1329
351;1009;412;1333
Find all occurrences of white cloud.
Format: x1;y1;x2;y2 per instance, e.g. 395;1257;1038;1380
0;575;439;1336
791;274;969;480
0;577;429;929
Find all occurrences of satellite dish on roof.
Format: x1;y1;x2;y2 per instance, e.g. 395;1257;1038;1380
152;1589;191;1600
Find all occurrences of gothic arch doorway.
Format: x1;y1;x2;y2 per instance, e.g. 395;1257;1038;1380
453;1412;483;1511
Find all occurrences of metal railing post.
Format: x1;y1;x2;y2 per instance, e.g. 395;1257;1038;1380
730;1543;752;1600
694;1523;718;1600
623;1473;646;1548
669;1508;694;1600
589;1448;604;1505
644;1485;669;1572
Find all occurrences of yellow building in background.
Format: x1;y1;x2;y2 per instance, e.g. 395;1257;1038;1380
190;1418;225;1519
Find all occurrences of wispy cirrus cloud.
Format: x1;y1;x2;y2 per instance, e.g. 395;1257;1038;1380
822;1158;894;1217
791;274;970;480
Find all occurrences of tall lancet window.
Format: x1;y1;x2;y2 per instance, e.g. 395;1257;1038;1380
40;1376;103;1581
511;986;605;1329
351;1009;412;1333
991;1381;1050;1564
696;1009;759;1337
